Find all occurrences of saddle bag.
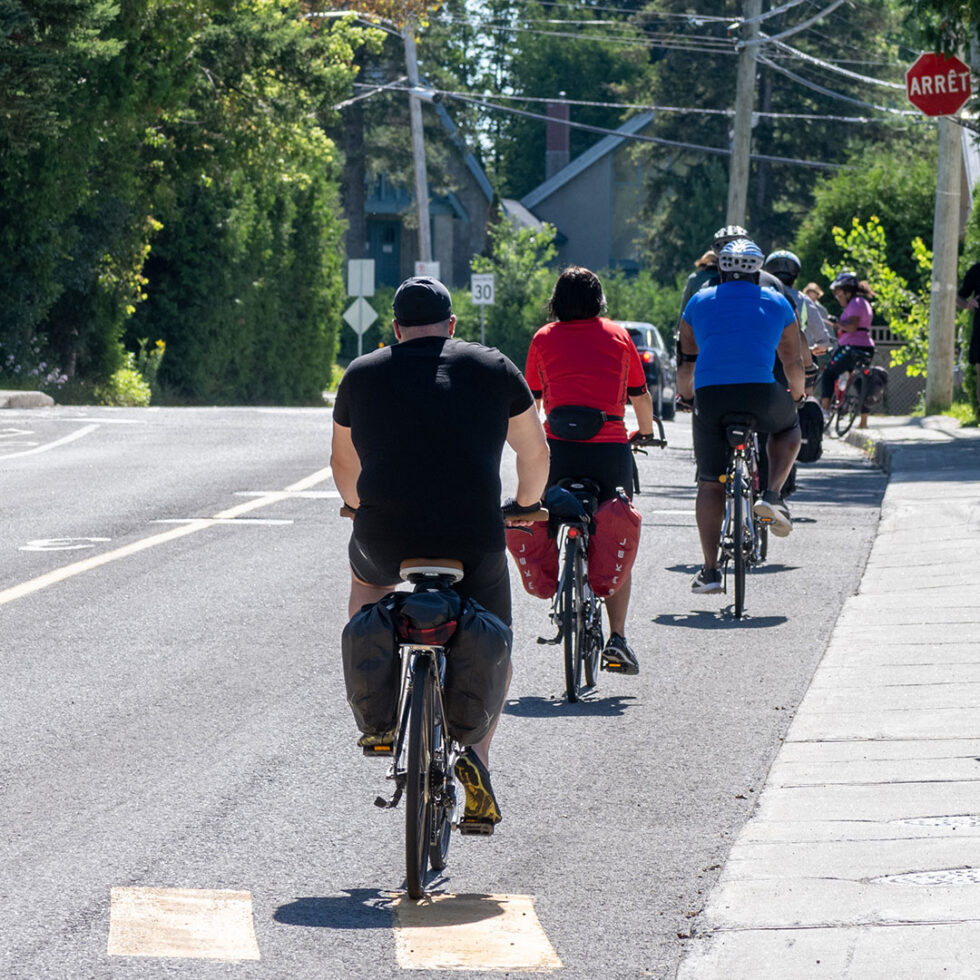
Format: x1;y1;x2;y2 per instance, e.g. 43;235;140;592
547;405;623;441
862;366;888;410
341;593;402;736
587;490;642;598
506;521;559;599
444;600;512;745
796;399;824;463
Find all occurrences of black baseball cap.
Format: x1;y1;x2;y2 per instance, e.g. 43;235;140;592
392;276;453;326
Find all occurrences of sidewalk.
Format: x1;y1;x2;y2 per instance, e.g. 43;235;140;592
677;415;980;980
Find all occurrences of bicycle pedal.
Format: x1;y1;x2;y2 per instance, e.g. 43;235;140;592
459;818;496;836
601;660;629;673
361;743;394;757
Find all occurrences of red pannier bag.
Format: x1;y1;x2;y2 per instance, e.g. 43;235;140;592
588;490;642;598
505;521;559;599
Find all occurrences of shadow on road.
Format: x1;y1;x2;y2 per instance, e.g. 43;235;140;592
503;694;638;718
654;610;788;629
274;889;393;929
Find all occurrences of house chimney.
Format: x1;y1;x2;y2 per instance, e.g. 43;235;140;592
545;96;569;178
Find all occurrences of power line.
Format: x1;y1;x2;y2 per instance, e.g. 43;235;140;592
768;37;905;89
442;90;845;170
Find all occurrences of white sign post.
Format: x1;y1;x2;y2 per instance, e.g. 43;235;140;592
343;297;378;357
471;273;495;345
345;260;377;357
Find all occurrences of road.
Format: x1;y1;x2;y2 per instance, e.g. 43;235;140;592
0;406;886;978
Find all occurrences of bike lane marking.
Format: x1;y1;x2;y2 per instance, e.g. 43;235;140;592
107;887;260;961
0;465;334;607
392;893;562;971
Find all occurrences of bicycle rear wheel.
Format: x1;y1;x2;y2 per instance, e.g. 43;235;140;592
582;590;602;688
562;534;585;702
405;658;434;899
836;374;865;437
733;459;747;618
428;715;452;872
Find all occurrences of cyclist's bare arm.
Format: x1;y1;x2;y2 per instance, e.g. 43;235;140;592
329;421;360;509
676;318;697;401
630;388;655;433
506;404;550;508
776;321;806;402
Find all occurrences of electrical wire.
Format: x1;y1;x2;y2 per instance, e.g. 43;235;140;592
767;37;906;89
442;90;845;169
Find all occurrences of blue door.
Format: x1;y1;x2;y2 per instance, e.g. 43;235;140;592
367;219;401;287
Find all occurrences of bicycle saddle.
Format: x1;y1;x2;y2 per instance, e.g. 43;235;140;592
399;558;464;584
721;413;757;449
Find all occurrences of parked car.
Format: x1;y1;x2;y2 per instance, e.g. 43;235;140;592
617;320;677;420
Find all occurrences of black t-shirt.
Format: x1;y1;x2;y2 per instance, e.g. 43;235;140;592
333;336;534;556
959;262;980;331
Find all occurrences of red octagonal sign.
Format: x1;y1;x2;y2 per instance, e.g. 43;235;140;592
906;52;971;116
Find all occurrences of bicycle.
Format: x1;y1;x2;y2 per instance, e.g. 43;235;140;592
823;347;874;437
718;414;768;619
538;422;666;702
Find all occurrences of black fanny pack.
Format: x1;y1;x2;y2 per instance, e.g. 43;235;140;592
547;405;623;441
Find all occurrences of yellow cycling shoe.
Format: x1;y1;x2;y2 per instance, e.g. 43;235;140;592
454;748;502;826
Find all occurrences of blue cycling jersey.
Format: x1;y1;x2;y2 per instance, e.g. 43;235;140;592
682;280;796;388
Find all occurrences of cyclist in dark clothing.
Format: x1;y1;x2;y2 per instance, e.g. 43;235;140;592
331;276;550;825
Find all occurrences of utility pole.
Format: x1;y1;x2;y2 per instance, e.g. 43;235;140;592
403;22;431;263
925;115;962;413
727;0;762;227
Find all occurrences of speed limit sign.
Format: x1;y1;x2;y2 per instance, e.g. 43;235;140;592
471;274;495;306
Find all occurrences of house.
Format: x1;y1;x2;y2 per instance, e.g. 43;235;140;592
519;112;656;273
360;102;494;289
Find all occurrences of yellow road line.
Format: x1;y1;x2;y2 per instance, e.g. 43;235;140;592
393;893;562;971
107;887;260;961
0;465;333;607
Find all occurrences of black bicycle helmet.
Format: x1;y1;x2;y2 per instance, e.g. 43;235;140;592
712;224;749;251
718;238;765;277
764;249;801;284
831;270;860;291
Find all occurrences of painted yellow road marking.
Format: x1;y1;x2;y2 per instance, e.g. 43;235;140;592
393;893;562;972
0;423;99;460
107;887;260;961
0;465;333;607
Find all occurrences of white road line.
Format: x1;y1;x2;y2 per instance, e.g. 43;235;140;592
151;518;294;526
107;887;260;961
393;893;561;971
233;490;340;499
0;423;99;460
0;466;333;607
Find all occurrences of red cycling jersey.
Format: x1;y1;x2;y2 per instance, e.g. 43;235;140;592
525;317;648;444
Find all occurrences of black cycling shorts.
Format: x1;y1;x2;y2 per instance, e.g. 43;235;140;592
348;535;512;626
546;438;635;501
693;382;799;482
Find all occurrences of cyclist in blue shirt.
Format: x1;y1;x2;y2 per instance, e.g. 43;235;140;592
676;239;806;593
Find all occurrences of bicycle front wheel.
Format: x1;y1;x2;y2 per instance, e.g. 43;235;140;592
836;373;865;437
405;658;434;899
562;534;585;702
733;459;747;618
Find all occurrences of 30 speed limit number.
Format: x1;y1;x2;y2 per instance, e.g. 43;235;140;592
471;274;495;306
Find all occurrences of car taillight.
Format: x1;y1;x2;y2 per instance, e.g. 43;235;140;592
642;351;653;363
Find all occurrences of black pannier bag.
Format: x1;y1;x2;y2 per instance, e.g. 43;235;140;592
444;600;513;746
797;399;824;463
341;593;402;736
862;366;888;410
547;405;623;441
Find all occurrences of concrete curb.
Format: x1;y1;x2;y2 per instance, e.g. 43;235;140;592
0;390;55;409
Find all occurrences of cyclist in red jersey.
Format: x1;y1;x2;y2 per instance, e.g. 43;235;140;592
524;266;656;675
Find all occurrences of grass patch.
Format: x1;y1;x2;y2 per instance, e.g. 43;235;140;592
942;399;978;427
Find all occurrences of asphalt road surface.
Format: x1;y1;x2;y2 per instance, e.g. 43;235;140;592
0;406;886;978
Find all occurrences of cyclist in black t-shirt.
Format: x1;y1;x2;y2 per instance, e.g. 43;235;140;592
330;276;550;826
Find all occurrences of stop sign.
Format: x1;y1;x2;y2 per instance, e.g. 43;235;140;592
906;52;971;116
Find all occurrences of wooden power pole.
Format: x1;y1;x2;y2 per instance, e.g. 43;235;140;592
403;23;431;263
727;0;763;227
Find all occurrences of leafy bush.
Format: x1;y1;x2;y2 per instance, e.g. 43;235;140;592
94;353;152;407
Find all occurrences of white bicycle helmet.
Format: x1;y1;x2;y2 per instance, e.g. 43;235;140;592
712;224;749;250
718;238;765;275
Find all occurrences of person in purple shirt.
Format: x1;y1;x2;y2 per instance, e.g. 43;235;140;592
820;270;875;425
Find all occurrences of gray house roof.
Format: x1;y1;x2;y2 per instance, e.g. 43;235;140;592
520;112;655;210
